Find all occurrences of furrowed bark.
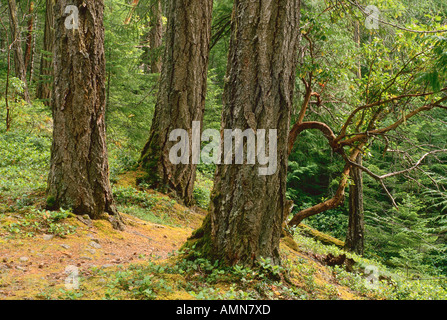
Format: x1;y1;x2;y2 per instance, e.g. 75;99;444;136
139;0;213;206
191;0;301;266
47;0;123;229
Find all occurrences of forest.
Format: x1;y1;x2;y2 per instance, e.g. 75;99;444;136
0;0;447;303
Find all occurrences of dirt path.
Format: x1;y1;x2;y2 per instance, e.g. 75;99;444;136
0;212;202;299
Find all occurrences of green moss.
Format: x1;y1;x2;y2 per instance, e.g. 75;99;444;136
282;235;300;252
46;196;56;210
298;224;345;247
138;134;163;187
182;214;214;260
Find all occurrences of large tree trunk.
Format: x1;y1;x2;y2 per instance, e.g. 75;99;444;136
47;0;123;230
7;0;31;103
345;154;365;255
139;0;213;206
36;0;54;106
190;0;301;266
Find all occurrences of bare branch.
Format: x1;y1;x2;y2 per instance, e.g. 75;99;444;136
343;149;447;208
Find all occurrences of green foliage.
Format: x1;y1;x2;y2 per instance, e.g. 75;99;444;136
1;0;447;300
287;0;447;279
112;185;181;226
2;208;76;239
0;102;52;199
113;186;159;209
106;264;174;300
293;228;447;300
193;172;214;209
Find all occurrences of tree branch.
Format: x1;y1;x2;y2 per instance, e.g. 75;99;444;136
288;145;364;227
343;149;447;208
288;121;338;156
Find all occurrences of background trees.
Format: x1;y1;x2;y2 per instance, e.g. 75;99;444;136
36;0;54;106
6;0;30;103
285;0;447;273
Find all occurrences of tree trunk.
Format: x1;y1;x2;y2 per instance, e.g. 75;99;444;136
345;22;364;255
141;0;163;73
27;14;38;86
47;0;123;230
149;0;163;73
7;0;31;103
190;0;301;266
139;0;213;206
36;0;54;106
345;154;365;255
24;1;35;73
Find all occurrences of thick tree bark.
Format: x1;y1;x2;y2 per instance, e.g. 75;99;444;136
7;0;31;103
47;0;123;229
191;0;301;266
36;0;55;106
345;154;365;255
139;0;213;206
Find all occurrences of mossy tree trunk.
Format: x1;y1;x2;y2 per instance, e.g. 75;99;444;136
139;0;213;206
24;1;35;74
190;0;301;266
47;0;123;229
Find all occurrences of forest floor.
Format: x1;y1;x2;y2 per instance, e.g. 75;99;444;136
0;211;202;299
0;171;383;300
0;171;204;299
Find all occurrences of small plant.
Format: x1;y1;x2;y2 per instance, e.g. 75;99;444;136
2;208;76;238
57;289;84;300
257;257;285;280
107;266;174;300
